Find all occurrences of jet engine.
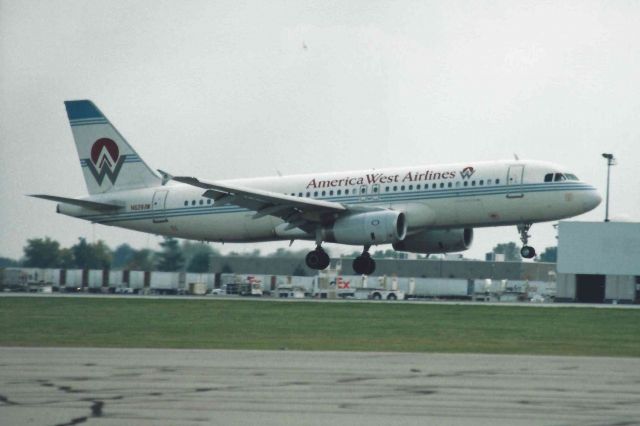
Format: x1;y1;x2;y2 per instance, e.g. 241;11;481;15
392;228;473;254
322;210;407;245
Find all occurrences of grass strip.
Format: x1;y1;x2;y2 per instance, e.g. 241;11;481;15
1;297;639;356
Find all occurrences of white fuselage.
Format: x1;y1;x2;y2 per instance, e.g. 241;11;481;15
58;159;601;245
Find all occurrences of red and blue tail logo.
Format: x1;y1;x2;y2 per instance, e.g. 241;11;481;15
82;138;126;185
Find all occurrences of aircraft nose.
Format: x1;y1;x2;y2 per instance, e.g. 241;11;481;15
583;187;602;212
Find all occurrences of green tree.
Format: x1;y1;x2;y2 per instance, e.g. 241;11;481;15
188;252;211;273
492;242;522;262
71;238;112;269
537;246;557;263
269;247;291;258
181;241;219;271
157;237;184;271
126;249;155;270
71;238;90;268
181;241;219;257
112;244;137;268
22;237;61;267
59;248;75;268
0;257;18;267
291;263;308;276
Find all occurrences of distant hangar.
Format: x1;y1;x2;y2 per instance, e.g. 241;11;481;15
557;221;640;303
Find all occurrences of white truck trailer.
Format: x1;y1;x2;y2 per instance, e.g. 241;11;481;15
64;269;84;292
87;270;105;292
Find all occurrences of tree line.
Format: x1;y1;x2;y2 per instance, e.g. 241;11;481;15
2;237;339;272
4;237;220;272
0;237;557;271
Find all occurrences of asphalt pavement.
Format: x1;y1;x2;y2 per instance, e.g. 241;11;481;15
2;347;639;425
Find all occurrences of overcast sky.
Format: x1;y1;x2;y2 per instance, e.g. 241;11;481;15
1;0;639;261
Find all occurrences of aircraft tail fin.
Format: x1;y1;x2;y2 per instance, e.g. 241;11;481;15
64;100;161;194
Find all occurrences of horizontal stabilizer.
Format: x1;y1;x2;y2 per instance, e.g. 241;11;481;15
29;194;123;211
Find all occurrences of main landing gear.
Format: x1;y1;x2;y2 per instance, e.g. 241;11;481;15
304;244;377;275
305;245;330;270
352;245;376;275
517;223;536;259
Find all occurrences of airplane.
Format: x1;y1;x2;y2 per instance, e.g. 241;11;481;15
31;100;602;274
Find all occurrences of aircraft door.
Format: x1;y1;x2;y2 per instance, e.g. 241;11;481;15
506;165;524;198
359;184;380;202
359;185;368;201
152;190;169;223
370;184;380;201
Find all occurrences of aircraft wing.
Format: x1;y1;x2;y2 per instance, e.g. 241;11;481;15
29;194;123;211
167;173;348;232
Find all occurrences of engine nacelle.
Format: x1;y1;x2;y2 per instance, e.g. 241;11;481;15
323;210;407;245
392;228;473;254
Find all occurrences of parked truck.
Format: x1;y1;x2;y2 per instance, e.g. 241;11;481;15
188;282;207;296
352;287;406;300
222;274;263;296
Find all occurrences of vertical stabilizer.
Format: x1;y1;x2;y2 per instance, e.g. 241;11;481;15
64;100;160;194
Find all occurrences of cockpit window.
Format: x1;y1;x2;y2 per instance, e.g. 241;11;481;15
546;172;578;182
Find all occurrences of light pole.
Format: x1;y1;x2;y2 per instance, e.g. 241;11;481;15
601;153;616;222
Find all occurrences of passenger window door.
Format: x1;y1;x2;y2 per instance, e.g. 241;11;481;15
359;184;380;201
506;165;524;198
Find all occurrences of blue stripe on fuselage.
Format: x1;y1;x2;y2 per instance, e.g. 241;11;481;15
75;182;594;224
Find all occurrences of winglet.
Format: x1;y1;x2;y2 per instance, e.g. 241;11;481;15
172;175;210;189
157;169;173;186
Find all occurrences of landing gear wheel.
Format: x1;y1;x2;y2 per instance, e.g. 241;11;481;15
305;247;330;270
520;246;536;259
353;252;376;275
517;223;536;259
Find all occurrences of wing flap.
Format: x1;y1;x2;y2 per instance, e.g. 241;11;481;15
252;204;292;219
175;176;346;213
170;175;346;231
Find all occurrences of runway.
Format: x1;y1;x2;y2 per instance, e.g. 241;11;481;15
2;348;640;425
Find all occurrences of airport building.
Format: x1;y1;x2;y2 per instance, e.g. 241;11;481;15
556;221;640;303
209;255;554;281
5;222;637;304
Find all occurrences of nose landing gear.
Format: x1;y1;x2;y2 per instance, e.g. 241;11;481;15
517;223;536;259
